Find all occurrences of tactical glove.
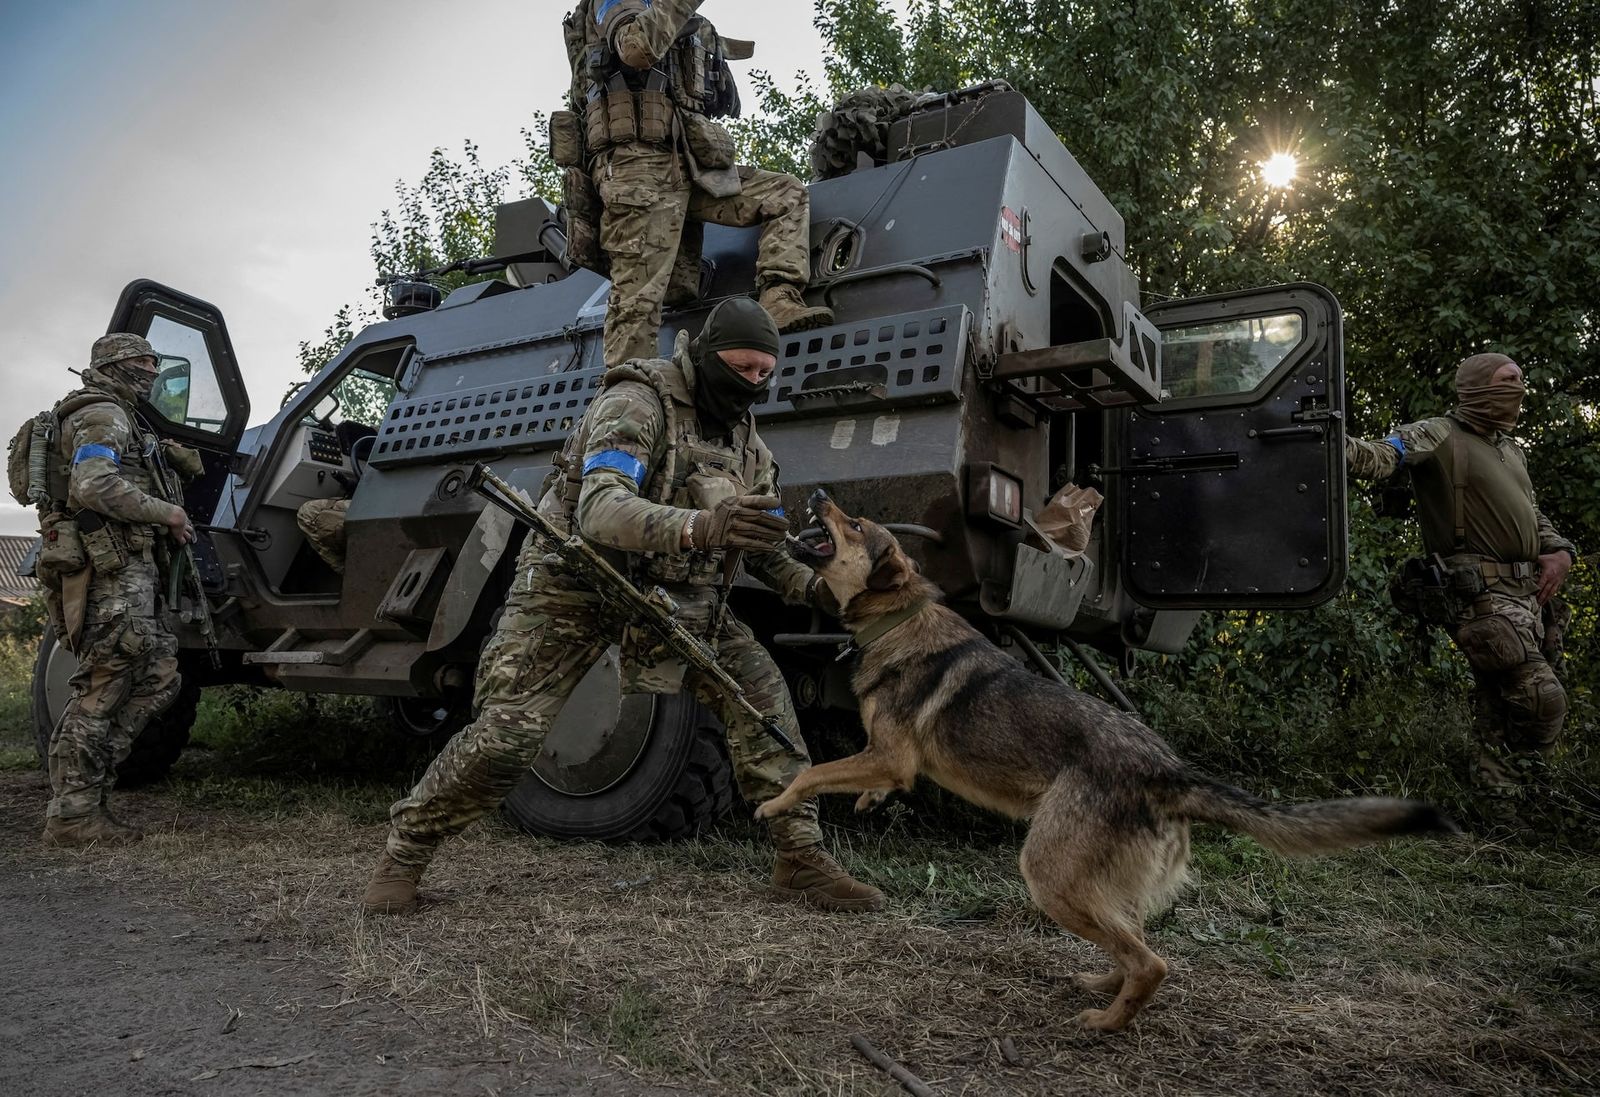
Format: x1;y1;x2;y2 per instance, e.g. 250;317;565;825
160;440;206;481
691;494;789;551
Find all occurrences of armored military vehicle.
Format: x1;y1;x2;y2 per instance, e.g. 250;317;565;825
29;88;1346;839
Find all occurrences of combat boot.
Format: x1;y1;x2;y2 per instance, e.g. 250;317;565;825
362;850;426;916
41;811;142;848
772;845;885;912
758;284;833;334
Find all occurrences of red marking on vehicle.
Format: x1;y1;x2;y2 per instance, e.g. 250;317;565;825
1000;207;1023;252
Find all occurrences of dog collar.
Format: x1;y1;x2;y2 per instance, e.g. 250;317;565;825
836;599;932;661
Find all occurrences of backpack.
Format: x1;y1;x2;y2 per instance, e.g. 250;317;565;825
6;392;115;509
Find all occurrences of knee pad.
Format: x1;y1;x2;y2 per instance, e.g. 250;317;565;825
1505;664;1567;746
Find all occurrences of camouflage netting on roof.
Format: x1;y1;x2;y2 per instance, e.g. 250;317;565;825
807;84;932;180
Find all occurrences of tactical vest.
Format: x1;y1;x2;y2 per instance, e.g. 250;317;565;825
54;390;163;569
553;352;764;588
569;0;740;157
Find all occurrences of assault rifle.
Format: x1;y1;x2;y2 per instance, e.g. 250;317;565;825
469;462;799;756
146;431;221;669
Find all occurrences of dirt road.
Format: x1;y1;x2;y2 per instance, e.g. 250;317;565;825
0;771;677;1097
2;762;1597;1096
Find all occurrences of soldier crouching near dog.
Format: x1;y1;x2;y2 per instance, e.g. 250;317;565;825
23;334;201;846
362;298;883;915
556;0;832;367
1346;353;1576;829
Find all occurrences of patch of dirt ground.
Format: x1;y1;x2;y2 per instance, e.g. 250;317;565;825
2;765;1597;1096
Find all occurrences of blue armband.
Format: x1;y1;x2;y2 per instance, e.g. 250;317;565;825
73;444;119;466
583;449;647;488
595;0;647;25
1383;434;1406;467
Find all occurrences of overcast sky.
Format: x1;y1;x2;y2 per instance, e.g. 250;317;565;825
0;0;865;536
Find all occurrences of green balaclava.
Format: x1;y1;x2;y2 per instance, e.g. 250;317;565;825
1453;352;1524;434
86;332;159;404
689;297;781;437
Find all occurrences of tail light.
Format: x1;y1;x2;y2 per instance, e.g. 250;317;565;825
966;462;1023;528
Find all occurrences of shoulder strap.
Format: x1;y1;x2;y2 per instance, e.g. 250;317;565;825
1449;424;1468;552
55;390;120;427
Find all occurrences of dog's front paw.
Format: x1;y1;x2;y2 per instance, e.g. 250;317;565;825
853;789;890;813
753;798;784;821
1073;1007;1130;1033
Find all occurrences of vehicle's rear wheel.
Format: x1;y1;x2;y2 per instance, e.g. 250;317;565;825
31;623;199;787
501;645;736;842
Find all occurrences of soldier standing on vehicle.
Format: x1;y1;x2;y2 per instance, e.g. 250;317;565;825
1346;353;1577;828
363;298;883;915
558;0;833;366
33;334;201;846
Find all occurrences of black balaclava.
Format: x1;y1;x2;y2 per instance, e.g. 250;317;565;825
1454;353;1524;434
689;297;780;438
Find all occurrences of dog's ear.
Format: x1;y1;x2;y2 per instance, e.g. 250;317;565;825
867;547;908;591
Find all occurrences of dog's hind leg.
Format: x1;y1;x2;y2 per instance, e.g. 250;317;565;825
1021;791;1170;1032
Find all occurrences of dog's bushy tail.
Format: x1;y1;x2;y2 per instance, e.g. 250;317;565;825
1173;777;1459;856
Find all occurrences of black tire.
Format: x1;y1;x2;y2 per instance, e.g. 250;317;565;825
501;692;737;843
31;623;200;787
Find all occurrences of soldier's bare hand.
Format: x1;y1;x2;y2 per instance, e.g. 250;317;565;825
167;506;196;546
692;494;789;551
1536;551;1572;604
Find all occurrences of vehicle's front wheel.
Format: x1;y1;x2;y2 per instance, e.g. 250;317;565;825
31;623;200;786
501;646;736;842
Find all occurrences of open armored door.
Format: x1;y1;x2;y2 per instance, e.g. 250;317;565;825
107;279;251;585
1119;282;1346;609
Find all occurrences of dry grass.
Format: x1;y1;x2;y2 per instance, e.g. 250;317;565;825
3;764;1597;1097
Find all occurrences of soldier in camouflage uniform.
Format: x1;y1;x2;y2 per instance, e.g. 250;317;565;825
295;497;350;573
1346;354;1577;826
38;334;200;847
363;299;883;915
565;0;833;366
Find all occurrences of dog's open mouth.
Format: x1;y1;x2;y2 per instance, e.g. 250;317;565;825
786;530;836;563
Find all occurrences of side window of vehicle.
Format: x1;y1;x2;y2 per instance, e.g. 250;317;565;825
1160;311;1304;400
308;369;398;427
146;314;230;434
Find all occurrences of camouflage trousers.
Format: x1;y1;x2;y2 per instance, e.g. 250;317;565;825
295;497;349;574
1449;589;1569;808
47;556;180;819
595;142;812;366
386;558;821;864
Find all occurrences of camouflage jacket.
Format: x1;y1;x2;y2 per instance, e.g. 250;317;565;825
568;332;813;602
56;376;174;536
1346;415;1576;563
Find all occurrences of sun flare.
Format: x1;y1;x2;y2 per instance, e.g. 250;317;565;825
1260;152;1298;189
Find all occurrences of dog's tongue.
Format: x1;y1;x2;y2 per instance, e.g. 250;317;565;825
813;540;835;557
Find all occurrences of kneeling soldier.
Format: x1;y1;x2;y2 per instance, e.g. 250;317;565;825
362;298;883;914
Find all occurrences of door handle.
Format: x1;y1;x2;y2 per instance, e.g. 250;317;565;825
1250;425;1325;441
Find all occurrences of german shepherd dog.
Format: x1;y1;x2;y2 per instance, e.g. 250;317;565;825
756;491;1458;1032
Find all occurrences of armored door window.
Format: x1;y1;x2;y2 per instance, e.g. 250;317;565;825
1160;312;1303;400
145;314;230;434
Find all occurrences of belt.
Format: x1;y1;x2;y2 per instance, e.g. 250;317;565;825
1445;555;1538;595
